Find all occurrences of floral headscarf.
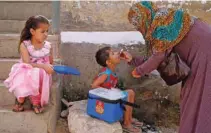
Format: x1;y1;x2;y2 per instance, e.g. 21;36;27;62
128;1;192;54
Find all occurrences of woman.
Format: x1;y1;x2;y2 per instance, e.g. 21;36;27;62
123;1;211;133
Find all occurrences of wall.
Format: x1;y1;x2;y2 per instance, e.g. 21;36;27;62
61;1;211;32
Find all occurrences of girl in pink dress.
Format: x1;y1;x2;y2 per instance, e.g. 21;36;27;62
4;15;54;114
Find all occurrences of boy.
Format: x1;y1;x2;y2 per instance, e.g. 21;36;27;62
91;47;142;133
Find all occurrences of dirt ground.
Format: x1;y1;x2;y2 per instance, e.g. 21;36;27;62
56;118;69;133
55;118;178;133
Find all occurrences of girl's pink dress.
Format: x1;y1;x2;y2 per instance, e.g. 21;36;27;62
4;40;52;106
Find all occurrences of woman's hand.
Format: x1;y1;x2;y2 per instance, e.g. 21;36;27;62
132;68;141;78
120;51;133;62
43;64;54;74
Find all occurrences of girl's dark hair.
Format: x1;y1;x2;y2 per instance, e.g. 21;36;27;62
18;15;49;52
95;47;111;67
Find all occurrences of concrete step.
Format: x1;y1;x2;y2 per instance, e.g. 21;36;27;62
0;80;33;108
0;58;62;80
0;2;52;20
0;81;15;106
0;82;61;133
0;20;25;33
0;34;59;58
0;20;53;34
0;59;17;80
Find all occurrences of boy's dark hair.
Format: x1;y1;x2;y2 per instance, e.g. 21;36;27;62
95;47;111;67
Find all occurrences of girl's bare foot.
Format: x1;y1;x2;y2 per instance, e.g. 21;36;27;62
13;99;25;112
32;104;44;114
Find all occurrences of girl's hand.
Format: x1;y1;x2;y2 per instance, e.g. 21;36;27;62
120;51;133;62
43;64;54;74
132;68;141;78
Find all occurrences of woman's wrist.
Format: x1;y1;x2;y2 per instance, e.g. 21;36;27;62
127;57;133;63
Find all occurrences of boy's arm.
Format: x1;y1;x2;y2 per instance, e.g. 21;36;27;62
91;74;108;89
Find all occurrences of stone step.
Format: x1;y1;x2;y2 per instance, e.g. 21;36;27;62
0;2;52;20
0;59;17;80
0;82;61;133
0;80;31;108
0;20;25;33
0;58;62;80
0;20;53;34
0;34;59;58
0;81;15;106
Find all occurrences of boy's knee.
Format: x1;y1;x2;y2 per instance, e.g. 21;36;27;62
126;89;135;97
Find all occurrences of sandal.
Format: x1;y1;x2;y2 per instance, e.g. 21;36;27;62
32;104;44;114
122;124;140;133
12;99;24;112
132;118;143;127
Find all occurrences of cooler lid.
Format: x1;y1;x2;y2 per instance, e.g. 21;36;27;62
89;88;126;100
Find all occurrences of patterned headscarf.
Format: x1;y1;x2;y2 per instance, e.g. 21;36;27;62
128;1;192;54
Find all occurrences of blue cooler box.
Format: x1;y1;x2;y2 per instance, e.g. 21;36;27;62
87;88;127;123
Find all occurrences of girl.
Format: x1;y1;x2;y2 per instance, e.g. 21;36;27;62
4;15;54;114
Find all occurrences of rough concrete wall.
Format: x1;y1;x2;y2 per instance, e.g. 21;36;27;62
60;1;134;31
61;1;211;31
157;1;211;24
